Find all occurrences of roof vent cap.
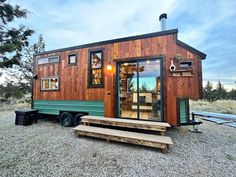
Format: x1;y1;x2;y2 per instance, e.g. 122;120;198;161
159;13;167;31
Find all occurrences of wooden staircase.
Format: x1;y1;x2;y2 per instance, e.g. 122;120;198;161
74;116;173;153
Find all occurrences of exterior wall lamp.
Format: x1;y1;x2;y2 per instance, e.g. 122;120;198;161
33;74;38;79
107;63;113;71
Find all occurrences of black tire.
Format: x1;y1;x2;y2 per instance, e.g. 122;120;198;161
74;113;84;126
60;112;74;127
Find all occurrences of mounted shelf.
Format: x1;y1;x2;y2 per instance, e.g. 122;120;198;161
170;69;194;77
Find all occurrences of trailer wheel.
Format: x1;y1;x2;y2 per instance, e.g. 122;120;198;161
60;112;73;127
74;113;84;126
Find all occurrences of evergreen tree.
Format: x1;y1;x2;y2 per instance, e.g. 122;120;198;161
228;89;236;100
203;80;236;101
203;81;216;101
140;83;148;92
0;35;45;101
33;34;45;53
127;77;134;92
15;34;45;94
215;80;227;100
0;81;24;99
0;0;34;68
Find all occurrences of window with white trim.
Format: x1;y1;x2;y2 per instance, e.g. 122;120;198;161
41;77;59;91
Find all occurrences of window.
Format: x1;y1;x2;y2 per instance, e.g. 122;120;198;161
179;61;192;69
38;57;48;64
49;56;59;63
68;54;77;65
88;50;103;87
41;77;59;91
38;56;60;65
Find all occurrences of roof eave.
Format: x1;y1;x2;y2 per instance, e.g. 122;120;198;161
34;29;178;56
176;40;207;59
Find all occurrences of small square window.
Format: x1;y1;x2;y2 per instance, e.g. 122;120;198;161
68;54;77;65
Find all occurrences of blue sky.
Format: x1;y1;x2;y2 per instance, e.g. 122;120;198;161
5;0;236;89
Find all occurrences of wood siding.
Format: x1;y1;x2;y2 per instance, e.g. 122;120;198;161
33;33;203;126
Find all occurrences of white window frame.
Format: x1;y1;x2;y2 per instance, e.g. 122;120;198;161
40;76;60;91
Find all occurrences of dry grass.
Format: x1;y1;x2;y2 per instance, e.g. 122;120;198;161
190;100;236;115
0;103;30;111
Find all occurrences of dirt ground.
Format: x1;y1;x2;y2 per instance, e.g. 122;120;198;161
0;110;235;177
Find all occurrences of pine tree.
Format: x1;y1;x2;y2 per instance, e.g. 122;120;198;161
215;80;227;100
0;0;34;68
33;34;45;53
140;83;148;92
228;89;236;100
203;81;216;101
1;35;45;101
17;34;45;94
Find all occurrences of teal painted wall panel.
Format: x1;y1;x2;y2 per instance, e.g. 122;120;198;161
33;100;104;116
179;100;188;124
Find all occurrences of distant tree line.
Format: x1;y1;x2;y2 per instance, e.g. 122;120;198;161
203;81;236;101
0;81;27;100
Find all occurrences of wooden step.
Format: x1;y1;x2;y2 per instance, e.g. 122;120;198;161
74;125;173;153
81;115;170;135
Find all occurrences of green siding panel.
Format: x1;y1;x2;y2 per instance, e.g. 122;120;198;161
33;100;104;116
179;99;188;124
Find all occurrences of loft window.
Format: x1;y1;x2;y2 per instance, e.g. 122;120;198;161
41;77;59;91
38;56;60;65
179;61;192;68
38;57;48;64
68;54;77;65
88;50;103;88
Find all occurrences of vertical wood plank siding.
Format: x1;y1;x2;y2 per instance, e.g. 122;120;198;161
33;34;203;126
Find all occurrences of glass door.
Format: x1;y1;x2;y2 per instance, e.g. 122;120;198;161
118;62;138;119
118;59;162;121
138;60;162;121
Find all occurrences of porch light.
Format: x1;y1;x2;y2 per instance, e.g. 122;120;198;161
107;64;113;71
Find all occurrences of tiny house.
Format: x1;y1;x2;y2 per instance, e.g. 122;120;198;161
32;14;206;127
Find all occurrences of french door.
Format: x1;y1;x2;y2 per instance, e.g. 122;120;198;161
117;59;163;121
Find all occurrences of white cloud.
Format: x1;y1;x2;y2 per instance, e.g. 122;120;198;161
12;0;178;49
7;0;236;90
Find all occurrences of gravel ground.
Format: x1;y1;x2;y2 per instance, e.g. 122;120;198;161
0;110;235;177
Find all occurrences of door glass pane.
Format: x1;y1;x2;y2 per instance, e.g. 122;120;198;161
138;60;162;121
119;62;138;119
